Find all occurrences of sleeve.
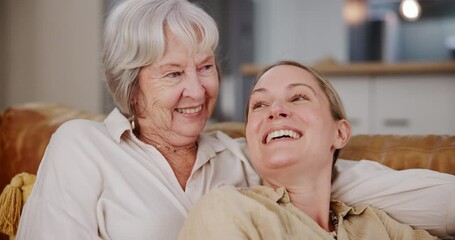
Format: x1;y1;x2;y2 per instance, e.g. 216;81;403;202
178;186;252;240
332;159;455;239
16;121;104;240
370;207;439;240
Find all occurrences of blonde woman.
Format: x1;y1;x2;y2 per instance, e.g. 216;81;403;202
179;61;445;239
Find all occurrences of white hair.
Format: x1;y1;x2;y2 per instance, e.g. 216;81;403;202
103;0;219;116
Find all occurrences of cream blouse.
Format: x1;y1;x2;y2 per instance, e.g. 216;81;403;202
17;108;260;240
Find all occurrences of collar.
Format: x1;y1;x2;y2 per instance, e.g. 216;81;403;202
246;186;369;220
330;199;369;218
191;131;230;173
103;108;230;165
246;185;290;203
104;108;133;143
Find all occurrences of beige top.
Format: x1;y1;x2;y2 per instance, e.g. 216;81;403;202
179;185;438;240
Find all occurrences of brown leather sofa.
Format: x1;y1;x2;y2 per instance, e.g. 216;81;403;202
0;102;454;239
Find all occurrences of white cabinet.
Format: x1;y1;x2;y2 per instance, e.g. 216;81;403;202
329;74;455;135
372;74;455;134
330;76;371;135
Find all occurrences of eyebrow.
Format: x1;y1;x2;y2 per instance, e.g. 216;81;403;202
251;82;316;96
159;54;215;69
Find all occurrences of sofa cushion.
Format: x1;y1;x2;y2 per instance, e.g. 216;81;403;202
0;103;105;191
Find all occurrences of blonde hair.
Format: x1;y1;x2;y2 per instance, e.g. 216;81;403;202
103;0;219;116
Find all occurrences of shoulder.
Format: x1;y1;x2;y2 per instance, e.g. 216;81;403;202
198;186;276;210
200;185;242;201
52;119;108;143
200;131;259;185
42;119;111;168
201;130;249;160
56;118;105;135
194;186;255;211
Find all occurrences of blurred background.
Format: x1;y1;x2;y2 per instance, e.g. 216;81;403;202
1;0;454;134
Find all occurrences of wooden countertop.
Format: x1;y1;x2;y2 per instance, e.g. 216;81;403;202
240;61;455;76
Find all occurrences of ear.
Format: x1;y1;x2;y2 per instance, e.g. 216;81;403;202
333;119;351;149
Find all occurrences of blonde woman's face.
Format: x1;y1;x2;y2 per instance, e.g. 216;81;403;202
246;65;347;181
135;29;219;146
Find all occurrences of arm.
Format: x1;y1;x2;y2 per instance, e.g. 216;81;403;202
333;159;455;238
17;121;103;240
371;207;439;240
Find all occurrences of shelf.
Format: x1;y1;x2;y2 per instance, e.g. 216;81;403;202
241;61;455;77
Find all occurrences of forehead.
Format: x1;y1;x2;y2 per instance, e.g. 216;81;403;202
166;28;214;52
254;65;319;90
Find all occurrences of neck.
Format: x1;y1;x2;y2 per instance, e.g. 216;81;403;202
160;149;197;190
288;184;332;231
137;130;198;190
263;167;333;231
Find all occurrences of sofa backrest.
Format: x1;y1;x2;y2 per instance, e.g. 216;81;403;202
1;103;454;192
205;123;455;175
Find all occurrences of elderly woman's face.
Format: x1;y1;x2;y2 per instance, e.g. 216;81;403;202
135;30;219;144
245;65;347;179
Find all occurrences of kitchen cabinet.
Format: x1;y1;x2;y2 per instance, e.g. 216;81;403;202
330;74;455;134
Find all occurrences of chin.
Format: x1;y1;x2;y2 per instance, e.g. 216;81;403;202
255;154;298;170
181;119;207;137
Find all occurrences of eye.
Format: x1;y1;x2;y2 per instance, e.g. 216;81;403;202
251;101;267;110
164;71;182;79
199;64;215;75
290;94;309;102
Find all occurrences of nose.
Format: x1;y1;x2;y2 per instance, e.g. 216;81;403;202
268;100;290;120
182;70;205;99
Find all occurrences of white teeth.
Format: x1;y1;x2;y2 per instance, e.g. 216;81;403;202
265;129;301;143
176;105;202;114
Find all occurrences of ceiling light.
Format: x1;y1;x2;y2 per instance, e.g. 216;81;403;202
399;0;421;21
343;0;368;26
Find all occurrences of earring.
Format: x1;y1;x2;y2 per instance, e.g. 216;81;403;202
130;115;136;130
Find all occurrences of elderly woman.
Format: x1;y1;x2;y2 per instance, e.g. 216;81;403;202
178;61;446;239
17;0;454;239
17;1;258;239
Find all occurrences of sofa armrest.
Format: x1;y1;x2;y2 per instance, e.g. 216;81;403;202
0;103;105;192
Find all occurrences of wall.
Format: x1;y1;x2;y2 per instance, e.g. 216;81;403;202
0;0;104;114
0;2;8;111
400;16;455;61
213;0;347;121
253;0;347;65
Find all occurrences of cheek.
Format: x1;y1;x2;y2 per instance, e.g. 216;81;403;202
296;107;323;124
246;138;261;168
140;85;183;111
245;115;257;141
245;115;262;151
203;77;219;98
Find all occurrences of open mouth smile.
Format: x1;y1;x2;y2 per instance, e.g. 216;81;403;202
175;105;203;114
263;129;302;144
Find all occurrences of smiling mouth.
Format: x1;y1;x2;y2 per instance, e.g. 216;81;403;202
264;129;301;144
175;105;203;114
